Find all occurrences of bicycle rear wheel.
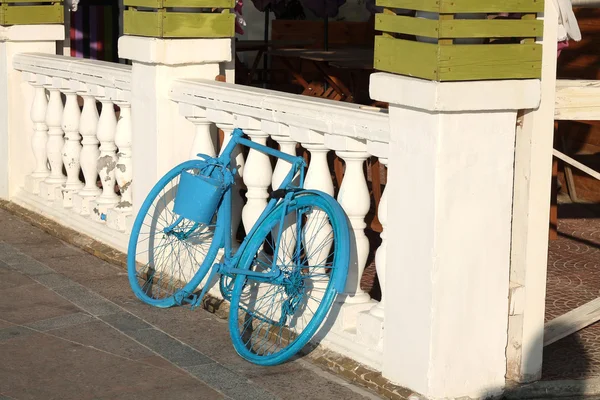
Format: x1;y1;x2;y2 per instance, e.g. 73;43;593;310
228;191;350;365
127;160;225;308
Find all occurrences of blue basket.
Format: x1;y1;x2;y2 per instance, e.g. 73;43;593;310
173;170;226;224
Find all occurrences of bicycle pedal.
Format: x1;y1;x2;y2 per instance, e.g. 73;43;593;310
181;293;199;307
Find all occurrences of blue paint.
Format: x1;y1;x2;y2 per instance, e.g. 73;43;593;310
127;127;351;366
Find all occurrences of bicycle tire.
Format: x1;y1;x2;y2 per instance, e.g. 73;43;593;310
228;191;350;365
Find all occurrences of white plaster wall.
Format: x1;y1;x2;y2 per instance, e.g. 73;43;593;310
383;108;516;398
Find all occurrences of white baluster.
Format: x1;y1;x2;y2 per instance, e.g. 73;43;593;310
24;83;49;194
39;87;66;201
60;88;83;197
188;117;216;158
241;124;271;233
106;102;133;232
370;158;388;318
303;143;335;316
271;129;296;190
336;150;371;303
303;143;334;195
78;94;100;197
93;99;119;222
271;127;297;265
219;123;245;244
114;103;133;211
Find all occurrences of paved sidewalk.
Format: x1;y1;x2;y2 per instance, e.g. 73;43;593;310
0;208;380;400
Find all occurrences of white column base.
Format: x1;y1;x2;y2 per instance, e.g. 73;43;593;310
106;207;133;232
333;300;377;332
357;311;384;350
39;181;62;201
24;175;45;195
91;200;118;223
53;187;79;209
72;193;96;216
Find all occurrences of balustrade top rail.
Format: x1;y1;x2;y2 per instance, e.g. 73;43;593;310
170;79;390;144
13;53;132;92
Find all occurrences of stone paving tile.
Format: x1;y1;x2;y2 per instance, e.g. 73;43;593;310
49;320;157;363
0;284;80;325
127;328;214;368
99;311;153;332
186;363;279;400
33;272;79;290
25;312;93;332
53;285;121;316
0;326;35;342
0;331;224;400
0;268;36;290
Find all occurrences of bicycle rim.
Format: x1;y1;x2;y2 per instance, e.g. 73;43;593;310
127;160;224;308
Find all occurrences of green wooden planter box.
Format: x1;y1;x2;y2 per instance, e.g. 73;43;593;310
0;1;63;25
124;0;235;38
374;0;545;81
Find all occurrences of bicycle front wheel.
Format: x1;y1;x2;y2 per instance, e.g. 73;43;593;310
228;191;350;365
127;160;225;308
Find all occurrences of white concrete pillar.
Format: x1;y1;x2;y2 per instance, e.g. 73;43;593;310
370;73;541;399
0;25;64;199
118;36;232;216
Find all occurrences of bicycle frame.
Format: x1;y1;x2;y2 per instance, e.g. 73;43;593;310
212;128;306;282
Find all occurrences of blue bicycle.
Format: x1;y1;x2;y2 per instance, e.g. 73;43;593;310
127;128;350;365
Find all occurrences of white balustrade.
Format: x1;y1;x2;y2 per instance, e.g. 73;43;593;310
93;98;119;222
25;83;50;194
13;54;134;250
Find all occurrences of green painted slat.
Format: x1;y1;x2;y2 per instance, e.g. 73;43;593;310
124;8;234;37
375;0;543;13
1;3;63;24
376;14;542;38
124;0;234;8
1;0;62;3
123;8;161;36
163;12;234;37
440;19;543;38
375;14;439;37
374;36;439;80
438;42;542;80
374;36;542;81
